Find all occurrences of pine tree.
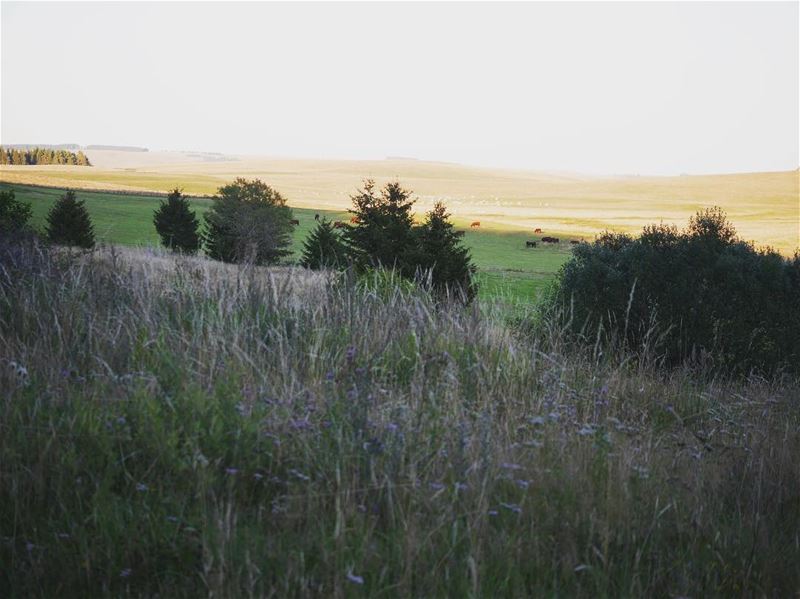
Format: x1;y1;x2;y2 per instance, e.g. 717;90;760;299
45;190;95;248
300;218;348;269
153;188;201;253
343;179;417;276
412;202;477;301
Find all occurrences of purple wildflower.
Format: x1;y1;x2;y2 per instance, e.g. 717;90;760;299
325;371;335;381
135;483;148;492
429;482;445;491
225;467;239;475
500;502;522;514
487;510;499;517
346;346;357;361
500;462;522;471
120;568;132;578
346;571;364;585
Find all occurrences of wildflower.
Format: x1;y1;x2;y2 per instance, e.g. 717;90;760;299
515;479;531;490
386;422;399;433
578;426;595;436
355;366;366;376
429;482;445;491
500;462;522;471
500;502;522;514
225;467;239;475
487;510;499;517
166;516;179;523
346;571;364;585
116;416;127;426
325;370;335;381
529;416;545;426
289;468;310;481
135;483;148;492
346;346;357;362
548;412;560;422
346;387;358;400
120;568;132;578
253;473;264;481
25;541;35;552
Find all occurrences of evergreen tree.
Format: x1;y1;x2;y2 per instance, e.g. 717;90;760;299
153;188;201;253
412;202;477;301
343;179;416;276
300;218;348;269
0;189;33;234
45;190;95;248
204;178;294;264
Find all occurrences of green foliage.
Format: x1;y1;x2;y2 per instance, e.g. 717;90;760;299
411;201;477;300
153;188;201;253
300;217;348;269
0;146;91;166
343;179;417;276
45;190;95;249
203;178;294;264
554;207;800;374
0;189;33;234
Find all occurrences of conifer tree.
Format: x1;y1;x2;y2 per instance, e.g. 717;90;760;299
45;190;95;248
300;218;348;269
153;188;201;253
412;201;477;300
343;179;416;276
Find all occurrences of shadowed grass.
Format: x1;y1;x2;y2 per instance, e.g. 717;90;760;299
1;242;798;596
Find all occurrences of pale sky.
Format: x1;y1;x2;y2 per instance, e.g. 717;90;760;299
1;1;798;175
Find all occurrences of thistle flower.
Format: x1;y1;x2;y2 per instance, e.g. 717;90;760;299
346;571;364;584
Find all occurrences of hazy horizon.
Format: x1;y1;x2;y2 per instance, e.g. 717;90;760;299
2;1;798;176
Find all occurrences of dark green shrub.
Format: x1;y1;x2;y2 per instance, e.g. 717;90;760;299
0;189;32;234
300;218;348;269
45;190;95;249
554;207;800;374
153;188;201;253
204;178;294;265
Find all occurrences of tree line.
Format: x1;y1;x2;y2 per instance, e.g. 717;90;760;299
1;176;477;299
0;146;91;166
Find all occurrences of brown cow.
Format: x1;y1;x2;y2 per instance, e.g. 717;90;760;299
350;216;360;224
290;219;300;226
470;221;481;228
534;228;542;233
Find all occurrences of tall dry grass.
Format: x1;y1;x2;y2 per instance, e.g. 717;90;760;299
1;239;798;596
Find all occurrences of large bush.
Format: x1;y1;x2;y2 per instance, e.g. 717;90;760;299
0;189;32;234
204;178;294;265
554;207;800;374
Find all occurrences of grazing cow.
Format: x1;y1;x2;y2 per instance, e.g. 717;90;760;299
350;216;360;224
570;240;580;245
314;213;320;221
534;228;542;233
290;219;300;226
541;236;560;244
526;241;537;248
333;221;347;229
470;221;481;228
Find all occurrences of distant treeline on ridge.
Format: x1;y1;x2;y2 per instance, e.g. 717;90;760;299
0;146;91;166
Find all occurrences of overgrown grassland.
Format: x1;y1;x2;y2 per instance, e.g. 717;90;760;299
1;243;798;596
1;183;570;302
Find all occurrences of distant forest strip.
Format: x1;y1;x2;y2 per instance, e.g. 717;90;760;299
0;146;91;166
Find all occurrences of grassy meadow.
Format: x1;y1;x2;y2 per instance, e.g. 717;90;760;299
1;152;797;254
1;243;798;596
0;182;573;302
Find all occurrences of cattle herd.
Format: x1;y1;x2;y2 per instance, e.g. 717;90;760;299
525;232;584;248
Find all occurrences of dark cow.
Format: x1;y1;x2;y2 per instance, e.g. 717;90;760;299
333;221;347;229
526;241;537;248
541;236;560;244
570;240;580;245
314;213;320;221
534;228;542;233
470;221;480;228
290;219;300;226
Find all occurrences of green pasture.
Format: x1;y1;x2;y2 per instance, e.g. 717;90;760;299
1;183;572;302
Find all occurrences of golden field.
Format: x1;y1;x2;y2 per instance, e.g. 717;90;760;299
2;150;797;253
